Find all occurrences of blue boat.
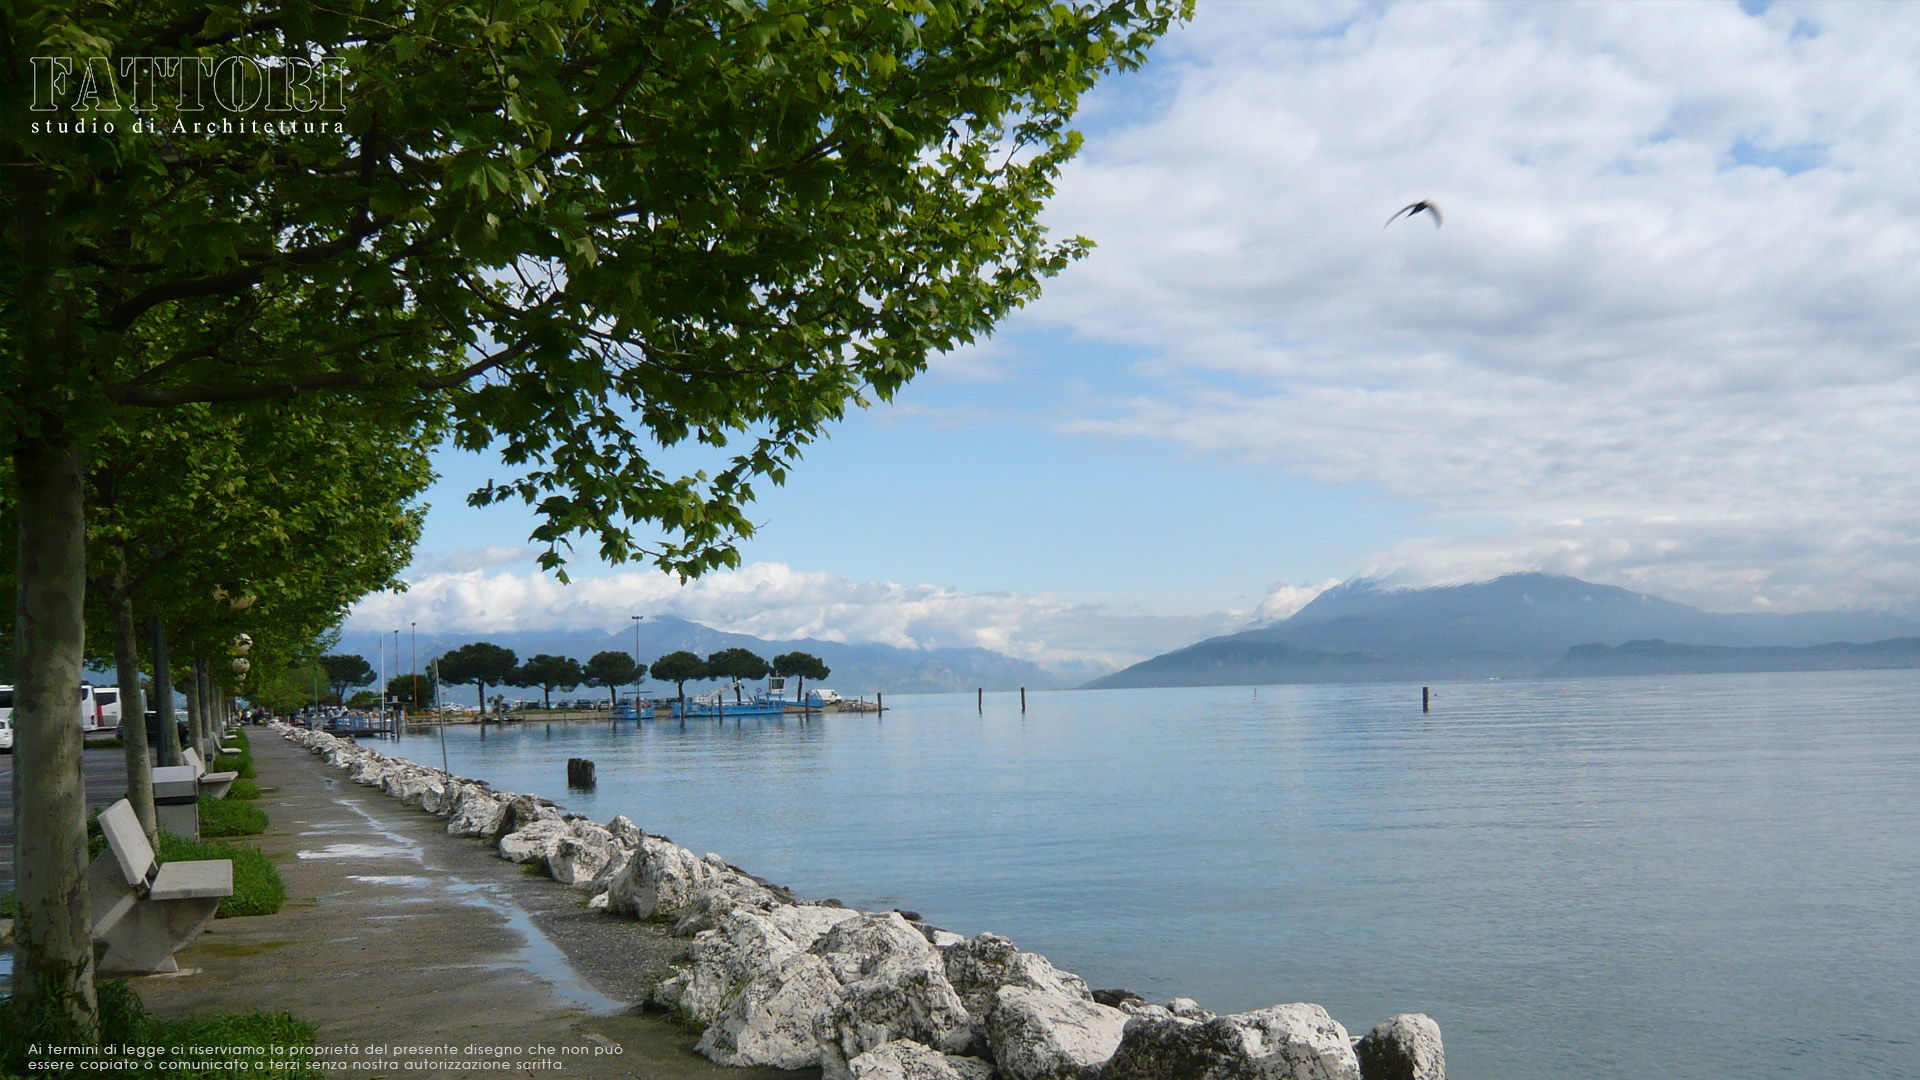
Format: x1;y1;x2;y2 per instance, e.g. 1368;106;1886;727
669;677;791;719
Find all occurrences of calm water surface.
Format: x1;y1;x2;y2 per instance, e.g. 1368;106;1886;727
387;672;1920;1079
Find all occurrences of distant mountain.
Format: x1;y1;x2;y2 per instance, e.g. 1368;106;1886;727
1554;637;1920;677
338;615;1062;699
1086;573;1920;689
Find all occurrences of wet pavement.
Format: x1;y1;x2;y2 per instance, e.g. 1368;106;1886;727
132;731;812;1080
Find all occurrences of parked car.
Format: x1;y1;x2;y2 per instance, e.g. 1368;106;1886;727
0;715;12;752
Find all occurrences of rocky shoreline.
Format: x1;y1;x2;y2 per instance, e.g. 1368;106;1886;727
273;722;1444;1080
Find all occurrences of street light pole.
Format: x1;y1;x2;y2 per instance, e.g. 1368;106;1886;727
631;615;643;716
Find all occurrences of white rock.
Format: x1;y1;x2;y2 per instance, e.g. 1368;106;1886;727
658;908;810;1022
607;835;776;921
983;985;1128;1080
1102;1002;1358;1080
943;932;1092;1037
1168;997;1214;1022
767;904;864;950
446;787;507;838
605;814;646;847
549;822;618;886
498;818;571;864
815;914;973;1079
586;891;611;911
696;952;843;1070
1354;1013;1444;1080
848;1040;993;1080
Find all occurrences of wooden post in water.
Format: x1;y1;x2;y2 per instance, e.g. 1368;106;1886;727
1422;686;1430;713
567;758;596;789
1020;687;1026;712
978;687;983;713
876;692;883;715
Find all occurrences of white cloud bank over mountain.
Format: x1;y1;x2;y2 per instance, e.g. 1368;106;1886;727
1026;1;1920;614
348;560;1246;669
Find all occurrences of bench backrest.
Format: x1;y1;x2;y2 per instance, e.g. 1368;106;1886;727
96;799;158;889
182;748;204;776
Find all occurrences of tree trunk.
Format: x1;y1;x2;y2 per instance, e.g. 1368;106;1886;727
194;658;211;760
150;617;181;767
183;660;202;764
108;565;156;841
10;434;98;1034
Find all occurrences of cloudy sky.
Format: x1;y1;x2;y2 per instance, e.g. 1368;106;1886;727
349;0;1920;669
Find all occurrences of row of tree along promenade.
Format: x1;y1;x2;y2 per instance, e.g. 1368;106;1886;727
318;644;831;715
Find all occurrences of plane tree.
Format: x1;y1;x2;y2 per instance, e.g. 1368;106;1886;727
1;0;1183;1031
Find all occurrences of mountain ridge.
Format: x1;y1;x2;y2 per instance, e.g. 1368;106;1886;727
1085;573;1920;689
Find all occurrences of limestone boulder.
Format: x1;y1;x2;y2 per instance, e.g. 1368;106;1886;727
417;777;459;815
1102;1003;1359;1080
1354;1014;1444;1080
1168;998;1214;1022
498;818;571;864
490;794;562;844
813;913;973;1073
659;907;810;1022
606;814;646;847
606;836;777;922
348;757;391;786
446;787;507;838
696;952;844;1070
549;822;618;887
982;985;1127;1080
944;932;1093;1045
848;1040;994;1080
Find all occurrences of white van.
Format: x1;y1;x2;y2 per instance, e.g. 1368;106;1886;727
0;684;120;736
82;684;122;733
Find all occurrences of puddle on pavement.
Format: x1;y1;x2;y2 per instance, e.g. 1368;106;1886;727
346;875;432;887
297;843;418;860
444;881;624;1014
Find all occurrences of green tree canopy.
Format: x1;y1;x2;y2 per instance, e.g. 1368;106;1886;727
648;650;707;711
706;647;769;703
514;654;584;710
386;672;436;712
436;643;519;712
583;650;640;708
318;654;375;704
772;651;831;705
0;0;1182;1031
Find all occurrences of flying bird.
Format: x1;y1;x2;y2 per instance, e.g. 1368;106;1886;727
1385;200;1443;229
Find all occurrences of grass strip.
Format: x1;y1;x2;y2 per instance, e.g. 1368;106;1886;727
199;795;269;837
1;977;319;1079
154;834;285;918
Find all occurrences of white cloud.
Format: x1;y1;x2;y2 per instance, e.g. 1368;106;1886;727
1014;1;1920;613
349;562;1248;668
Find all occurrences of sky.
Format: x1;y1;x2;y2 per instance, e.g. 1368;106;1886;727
348;1;1920;671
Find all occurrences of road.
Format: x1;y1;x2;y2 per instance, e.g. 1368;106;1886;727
0;740;131;891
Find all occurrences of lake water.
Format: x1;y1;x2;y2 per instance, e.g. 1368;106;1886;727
386;672;1920;1079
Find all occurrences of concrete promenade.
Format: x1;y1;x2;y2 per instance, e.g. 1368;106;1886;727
134;732;811;1080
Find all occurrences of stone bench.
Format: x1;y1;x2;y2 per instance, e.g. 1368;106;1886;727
87;799;232;974
182;747;239;800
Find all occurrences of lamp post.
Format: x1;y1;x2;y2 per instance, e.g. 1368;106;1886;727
631;615;643;716
411;622;417;719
